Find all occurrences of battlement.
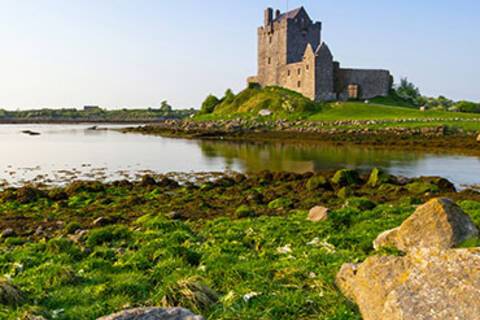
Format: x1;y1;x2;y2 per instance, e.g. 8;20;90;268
249;7;392;101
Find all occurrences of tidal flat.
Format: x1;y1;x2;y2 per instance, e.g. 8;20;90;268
0;170;479;319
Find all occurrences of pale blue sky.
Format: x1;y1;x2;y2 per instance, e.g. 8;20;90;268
0;0;478;109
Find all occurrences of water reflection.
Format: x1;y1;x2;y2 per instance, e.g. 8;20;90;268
200;140;423;173
0;124;479;188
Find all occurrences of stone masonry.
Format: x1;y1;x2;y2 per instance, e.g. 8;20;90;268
248;7;393;102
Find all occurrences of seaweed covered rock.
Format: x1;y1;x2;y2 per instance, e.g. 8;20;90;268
366;168;392;187
97;307;205;320
374;198;478;252
337;248;480;320
331;169;361;187
405;177;456;195
305;175;329;191
15;186;45;204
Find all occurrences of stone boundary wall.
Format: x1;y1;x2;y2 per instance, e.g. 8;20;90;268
337;69;392;100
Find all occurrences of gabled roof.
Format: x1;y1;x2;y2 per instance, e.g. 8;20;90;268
315;42;332;57
274;7;310;22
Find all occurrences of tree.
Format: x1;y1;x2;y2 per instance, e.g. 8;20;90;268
395;78;421;105
200;95;220;114
160;100;173;112
453;101;480;113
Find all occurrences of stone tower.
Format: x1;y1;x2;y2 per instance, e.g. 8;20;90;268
248;7;392;102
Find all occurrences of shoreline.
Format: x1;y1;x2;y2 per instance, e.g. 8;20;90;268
120;120;480;156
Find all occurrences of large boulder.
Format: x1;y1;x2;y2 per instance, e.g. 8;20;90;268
337;248;480;320
97;307;205;320
374;198;478;252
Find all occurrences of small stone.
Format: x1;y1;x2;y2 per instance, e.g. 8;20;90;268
258;109;272;117
166;211;183;220
477;133;480;143
97;307;204;320
307;206;329;222
1;228;15;238
92;217;113;227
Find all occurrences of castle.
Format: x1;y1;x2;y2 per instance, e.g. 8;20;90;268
248;7;392;101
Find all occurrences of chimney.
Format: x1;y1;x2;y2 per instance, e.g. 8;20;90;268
275;9;281;19
264;7;273;25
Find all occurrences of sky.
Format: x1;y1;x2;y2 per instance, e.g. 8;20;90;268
0;0;479;110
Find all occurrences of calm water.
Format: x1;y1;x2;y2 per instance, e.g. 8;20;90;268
1;124;480;188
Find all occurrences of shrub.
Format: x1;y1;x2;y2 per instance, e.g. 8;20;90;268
199;94;220;114
453;101;480;113
395;78;421;106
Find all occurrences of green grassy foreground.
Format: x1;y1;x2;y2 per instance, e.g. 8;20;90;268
0;171;479;319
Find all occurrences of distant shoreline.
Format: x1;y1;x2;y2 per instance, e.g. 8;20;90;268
0;119;166;125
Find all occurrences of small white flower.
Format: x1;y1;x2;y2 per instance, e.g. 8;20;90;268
307;237;320;246
243;291;261;302
276;244;292;254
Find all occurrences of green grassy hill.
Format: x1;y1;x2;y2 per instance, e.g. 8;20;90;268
196;87;480;131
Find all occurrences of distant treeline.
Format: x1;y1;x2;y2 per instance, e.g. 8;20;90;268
0;106;197;123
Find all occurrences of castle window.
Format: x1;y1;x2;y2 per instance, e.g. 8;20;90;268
288;70;291;76
297;81;301;88
269;36;272;44
297;68;301;75
268;57;271;64
306;65;309;70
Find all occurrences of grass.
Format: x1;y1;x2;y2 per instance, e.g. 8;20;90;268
0;172;478;319
308;101;479;121
193;87;480;132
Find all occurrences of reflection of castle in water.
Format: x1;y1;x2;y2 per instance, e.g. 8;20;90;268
199;140;424;174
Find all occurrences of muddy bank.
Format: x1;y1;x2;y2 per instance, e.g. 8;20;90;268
121;120;480;155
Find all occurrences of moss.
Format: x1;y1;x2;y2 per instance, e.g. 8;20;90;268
345;197;377;211
268;197;293;209
367;168;391;187
235;205;257;218
332;169;361;187
337;187;353;199
405;181;439;195
306;175;329;191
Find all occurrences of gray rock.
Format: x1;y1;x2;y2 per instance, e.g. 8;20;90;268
337;247;480;320
1;228;15;238
374;198;478;252
97;307;204;320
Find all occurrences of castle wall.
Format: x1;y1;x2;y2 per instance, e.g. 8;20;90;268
315;45;336;101
285;15;321;64
278;53;316;100
336;69;391;100
257;19;288;86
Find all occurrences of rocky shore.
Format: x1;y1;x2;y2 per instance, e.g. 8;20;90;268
122;119;480;154
0;169;478;319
